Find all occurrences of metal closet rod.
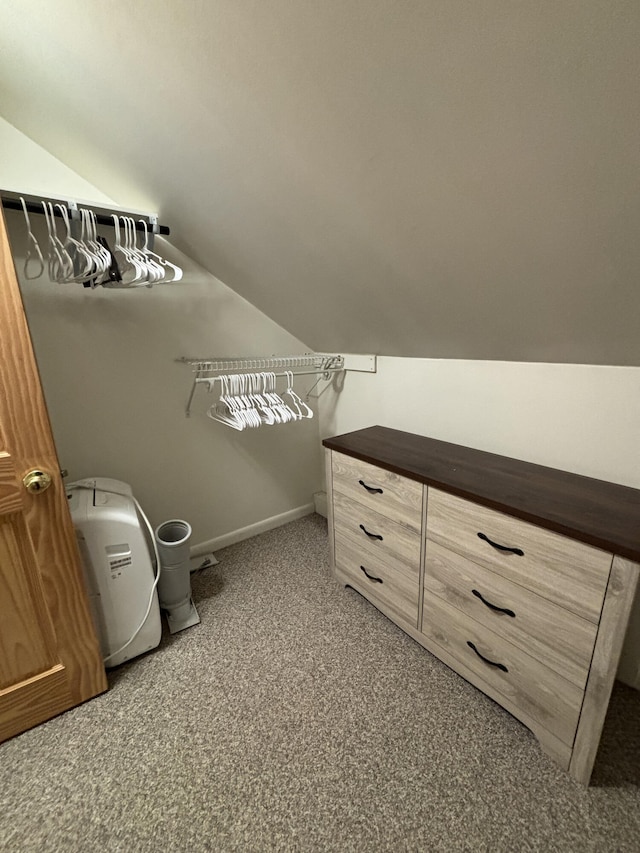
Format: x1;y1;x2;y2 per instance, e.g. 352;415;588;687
197;369;342;382
1;193;171;236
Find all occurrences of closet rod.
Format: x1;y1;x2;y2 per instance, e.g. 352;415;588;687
197;368;343;385
1;193;171;235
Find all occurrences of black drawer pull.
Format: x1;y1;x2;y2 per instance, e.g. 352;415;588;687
360;565;383;584
359;524;383;541
477;532;524;557
359;479;383;494
466;641;508;673
472;589;516;618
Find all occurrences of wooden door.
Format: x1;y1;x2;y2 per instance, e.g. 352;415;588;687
0;207;107;742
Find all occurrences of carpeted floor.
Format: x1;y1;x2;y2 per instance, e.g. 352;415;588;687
1;514;639;852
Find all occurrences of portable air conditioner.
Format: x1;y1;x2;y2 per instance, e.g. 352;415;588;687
68;477;162;668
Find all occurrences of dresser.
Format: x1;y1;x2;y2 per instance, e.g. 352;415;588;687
322;426;640;784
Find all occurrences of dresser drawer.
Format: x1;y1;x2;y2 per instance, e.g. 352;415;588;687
424;539;597;688
333;490;421;571
426;489;612;623
331;452;422;532
335;530;420;626
421;594;584;746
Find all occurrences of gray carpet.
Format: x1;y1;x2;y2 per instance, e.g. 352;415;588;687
1;514;639;852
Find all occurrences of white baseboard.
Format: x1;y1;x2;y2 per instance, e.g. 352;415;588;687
313;490;327;518
190;503;316;556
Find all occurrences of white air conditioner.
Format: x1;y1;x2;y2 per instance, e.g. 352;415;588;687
68;477;162;668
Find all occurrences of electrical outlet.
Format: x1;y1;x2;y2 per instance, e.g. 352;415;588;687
190;552;218;572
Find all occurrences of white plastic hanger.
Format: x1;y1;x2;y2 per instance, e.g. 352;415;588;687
123;216;150;285
233;374;261;428
19;197;45;280
206;370;312;429
249;373;275;425
42;201;74;282
138;219;183;283
86;209;112;284
208;374;247;430
76;208;104;285
285;371;313;419
124;216;159;286
265;372;298;423
134;219;164;285
110;215;143;286
56;204;94;283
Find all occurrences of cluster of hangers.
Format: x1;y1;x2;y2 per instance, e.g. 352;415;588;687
207;372;313;430
19;197;182;288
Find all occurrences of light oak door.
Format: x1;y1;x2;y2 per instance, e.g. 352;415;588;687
0;208;107;742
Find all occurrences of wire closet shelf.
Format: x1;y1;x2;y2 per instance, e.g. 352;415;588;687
177;353;345;417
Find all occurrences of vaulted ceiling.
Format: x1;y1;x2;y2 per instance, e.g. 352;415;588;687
1;1;639;364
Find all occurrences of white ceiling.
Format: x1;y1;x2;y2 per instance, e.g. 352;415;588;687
1;1;639;364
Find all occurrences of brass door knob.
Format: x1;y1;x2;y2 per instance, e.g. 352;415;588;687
23;469;53;494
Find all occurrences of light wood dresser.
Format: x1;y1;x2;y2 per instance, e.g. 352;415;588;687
323;426;640;784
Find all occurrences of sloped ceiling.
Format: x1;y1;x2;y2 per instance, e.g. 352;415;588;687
1;1;639;364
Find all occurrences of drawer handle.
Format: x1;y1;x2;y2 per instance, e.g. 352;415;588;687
359;479;383;494
472;589;516;618
359;524;383;541
477;532;524;557
466;641;509;673
360;565;383;584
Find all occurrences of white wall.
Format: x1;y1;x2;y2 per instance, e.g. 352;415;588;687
319;357;640;487
318;356;640;688
1;119;323;549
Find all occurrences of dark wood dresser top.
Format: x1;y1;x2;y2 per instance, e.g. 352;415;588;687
323;426;640;562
